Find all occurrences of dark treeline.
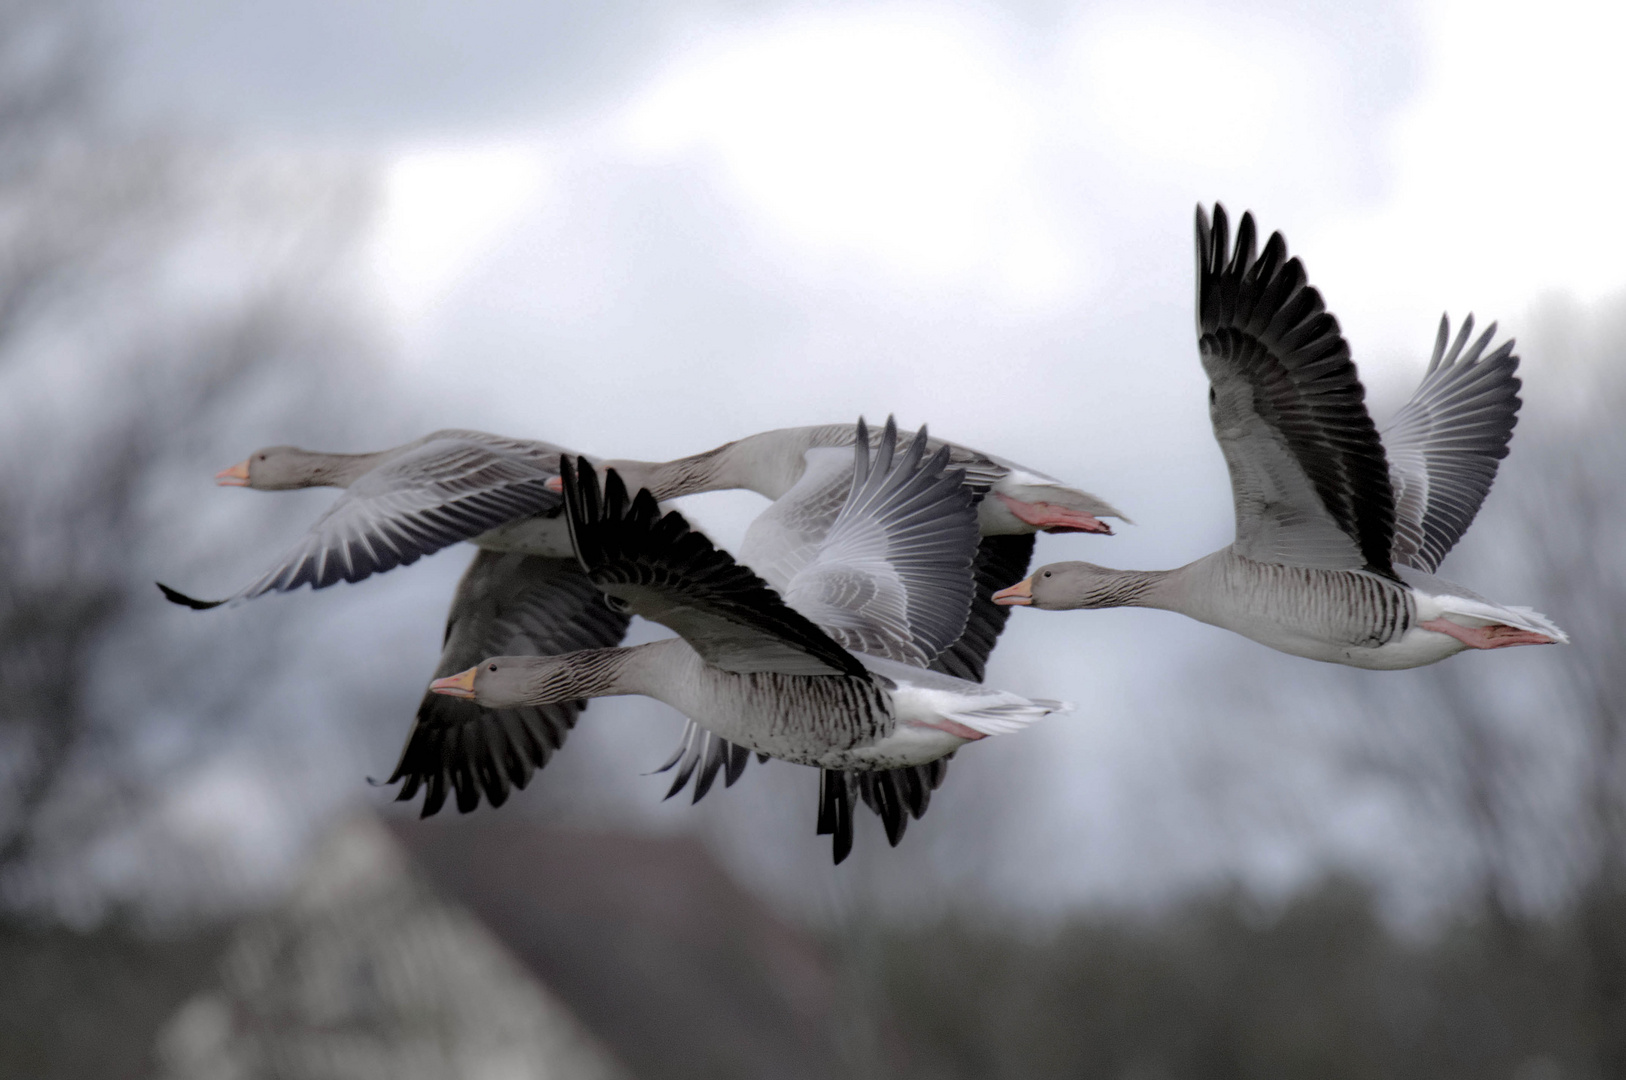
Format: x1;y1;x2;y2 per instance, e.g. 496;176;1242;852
863;877;1626;1080
7;873;1626;1079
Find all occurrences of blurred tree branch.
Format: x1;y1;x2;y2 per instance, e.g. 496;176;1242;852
0;0;378;916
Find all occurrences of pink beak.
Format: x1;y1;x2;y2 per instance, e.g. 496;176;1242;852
545;475;564;493
991;578;1034;606
215;460;251;486
429;668;479;698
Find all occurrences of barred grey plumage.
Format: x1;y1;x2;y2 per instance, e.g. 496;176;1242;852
999;204;1561;672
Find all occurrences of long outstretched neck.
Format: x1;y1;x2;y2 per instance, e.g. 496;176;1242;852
514;642;679;705
603;432;799;501
299;449;394;488
1090;567;1180;610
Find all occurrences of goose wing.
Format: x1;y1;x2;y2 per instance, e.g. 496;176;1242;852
738;426;1018;677
781;417;979;668
160;431;569;608
927;533;1036;681
562;458;865;677
1196;204;1397;575
387;549;632;817
1382;315;1521;573
738;424;1007;590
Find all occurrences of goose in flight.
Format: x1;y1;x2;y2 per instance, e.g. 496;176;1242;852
992;204;1565;669
158;425;1123;621
158;422;1117;817
430;420;1068;861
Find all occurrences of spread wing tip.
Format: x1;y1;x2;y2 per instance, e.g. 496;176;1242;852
156;581;226;610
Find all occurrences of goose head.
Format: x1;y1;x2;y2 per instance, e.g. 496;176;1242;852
216;446;332;490
993;562;1138;610
429;654;622;708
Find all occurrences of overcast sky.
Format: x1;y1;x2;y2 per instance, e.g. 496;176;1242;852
103;0;1626;916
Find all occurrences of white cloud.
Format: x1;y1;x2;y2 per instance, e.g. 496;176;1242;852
1317;0;1626;361
618;6;1081;305
369;142;552;325
1063;8;1311;176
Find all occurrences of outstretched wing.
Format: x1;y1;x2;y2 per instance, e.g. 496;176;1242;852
1383;315;1521;573
563;457;865;677
928;533;1036;682
161;431;567;608
386;549;632;816
1196;204;1397;576
782;417;979;667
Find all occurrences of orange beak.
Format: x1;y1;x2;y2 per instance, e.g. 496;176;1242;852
991;577;1034;606
215;460;251;486
429;667;479;698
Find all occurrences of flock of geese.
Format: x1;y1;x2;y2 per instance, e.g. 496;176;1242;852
160;205;1567;862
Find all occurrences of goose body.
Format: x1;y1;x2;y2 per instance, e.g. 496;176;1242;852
160;419;1110;818
994;205;1566;669
499;639;1027;771
1083;551;1561;670
432;420;1067;860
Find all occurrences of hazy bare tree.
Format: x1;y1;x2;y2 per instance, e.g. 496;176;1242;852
0;0;379;919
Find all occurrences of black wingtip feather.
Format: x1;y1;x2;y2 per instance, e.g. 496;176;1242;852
156;582;225;610
1195;201;1399;578
564;455;868;678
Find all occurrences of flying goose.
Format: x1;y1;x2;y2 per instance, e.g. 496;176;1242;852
591;423;1121;808
160;425;1123;617
158;429;576;609
158;422;1116;817
992;204;1566;669
430;421;1068;861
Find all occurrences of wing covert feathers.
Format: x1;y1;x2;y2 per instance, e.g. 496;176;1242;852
562;456;866;677
786;415;979;667
1196;203;1398;576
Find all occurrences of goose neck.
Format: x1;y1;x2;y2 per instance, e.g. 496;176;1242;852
605;436;769;501
306;449;392;488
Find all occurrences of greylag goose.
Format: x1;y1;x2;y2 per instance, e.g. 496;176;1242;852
992;204;1566;669
158;429;575;608
430;421;1068;861
599;423;1124;806
160;425;1122;616
159;422;1115;816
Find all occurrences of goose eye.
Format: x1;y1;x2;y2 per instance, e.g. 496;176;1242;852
258;454;267;460
1043;571;1052;578
487;663;497;672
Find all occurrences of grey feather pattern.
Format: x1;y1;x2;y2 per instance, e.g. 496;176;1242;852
783;416;979;666
1196;205;1398;577
929;534;1036;682
387;549;632;816
562;457;867;678
162;430;569;608
1383;314;1521;573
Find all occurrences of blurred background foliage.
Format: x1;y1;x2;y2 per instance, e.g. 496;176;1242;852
1;0;1624;1076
